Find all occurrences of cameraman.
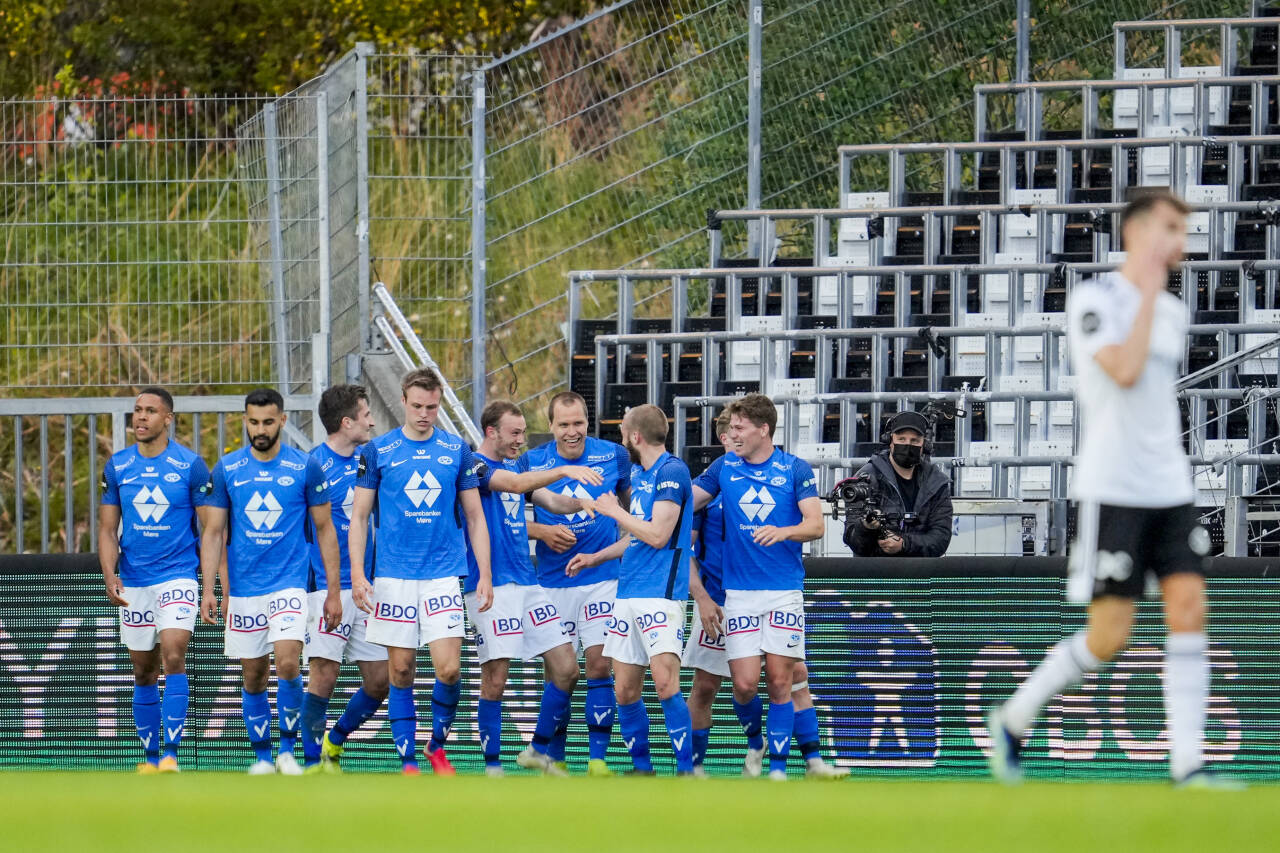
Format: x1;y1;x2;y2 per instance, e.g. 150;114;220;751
843;411;954;558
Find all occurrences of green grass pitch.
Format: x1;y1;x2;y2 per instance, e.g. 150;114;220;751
1;772;1275;852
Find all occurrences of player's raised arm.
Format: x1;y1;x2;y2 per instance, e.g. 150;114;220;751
488;464;602;494
593;490;681;548
530;486;594;517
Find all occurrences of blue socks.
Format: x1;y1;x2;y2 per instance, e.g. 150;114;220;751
301;692;330;767
388;685;418;768
133;683;161;764
793;705;821;761
477;698;502;767
242;688;273;763
161;674;188;761
548;723;568;762
532;683;573;756
617;700;652;772
767;700;795;774
585;677;615;760
429;679;461;753
331;687;383;746
660;693;694;774
277;675;303;756
732;695;765;751
692;727;710;768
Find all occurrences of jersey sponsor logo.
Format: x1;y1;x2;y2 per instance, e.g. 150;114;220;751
390;458;409;468
157;587;197;608
326;476;345;490
232;478;252;488
120;475;141;486
121;608;155;627
132;486;171;522
114;456;135;472
528;604;559;627
224;457;248;471
586;454;612;463
629;496;645;517
589;466;605;476
729;475;748;482
245;491;284;530
320;457;335;473
279;459;305;471
633;480;653;494
317;613;353;640
606;616;629;637
341;487;355;520
657;480;680;491
278;475;295;487
439;440;461;451
375;602;418;623
500;491;522;519
584;600;613;621
164;456;191;470
492;617;523;636
378;439;403;454
424;593;463;616
230;612;269;632
269;595;304;617
163;472;182;483
636;611;668;631
557;483;596;521
738;486;776;522
726;615;760;635
697;627;726;651
768;610;804;631
404;470;443;508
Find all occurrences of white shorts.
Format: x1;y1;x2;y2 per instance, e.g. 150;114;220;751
545;579;617;654
723;589;806;662
304;589;387;664
466;583;571;665
680;598;730;677
364;576;466;649
602;597;686;667
120;578;198;652
225;588;308;659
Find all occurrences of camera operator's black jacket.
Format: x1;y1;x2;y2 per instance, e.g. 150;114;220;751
844;451;954;558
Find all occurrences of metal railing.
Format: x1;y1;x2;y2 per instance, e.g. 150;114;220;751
974;75;1279;141
1114;16;1280;78
0;396;320;555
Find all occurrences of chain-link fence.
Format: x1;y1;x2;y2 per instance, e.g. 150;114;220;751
0;94;307;394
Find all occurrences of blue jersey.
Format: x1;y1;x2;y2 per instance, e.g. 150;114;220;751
202;446;328;597
619;453;692;601
357;426;480;581
464;453;537;593
695;495;726;606
524;437;631;589
308;442;374;591
101;442;209;587
692;449;818;592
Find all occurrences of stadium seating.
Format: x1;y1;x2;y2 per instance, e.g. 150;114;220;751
567;6;1280;554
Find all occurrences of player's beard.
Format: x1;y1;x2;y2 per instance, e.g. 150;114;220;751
624;437;641;466
250;430;280;452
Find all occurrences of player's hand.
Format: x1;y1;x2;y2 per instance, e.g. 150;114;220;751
476;577;494;612
352;575;374;614
542;524;577;554
565;551;597;578
562;465;604;487
592;491;622;517
575;495;599;518
879;535;904;555
103;575;129;607
323;589;343;631
200;591;220;625
752;525;788;546
696;596;725;639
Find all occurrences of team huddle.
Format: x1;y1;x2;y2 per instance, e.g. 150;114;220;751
99;371;848;778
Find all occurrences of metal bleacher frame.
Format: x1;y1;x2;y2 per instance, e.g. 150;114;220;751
1112;16;1280;79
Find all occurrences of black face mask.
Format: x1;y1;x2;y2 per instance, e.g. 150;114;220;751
891;443;922;469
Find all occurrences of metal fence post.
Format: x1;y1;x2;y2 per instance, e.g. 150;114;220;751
471;70;488;422
355;43;374;357
315;91;332;393
747;0;763;257
262;102;292;394
1015;0;1031;132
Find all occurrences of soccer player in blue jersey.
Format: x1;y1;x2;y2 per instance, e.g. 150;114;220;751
463;399;604;776
684;408;848;779
297;385;390;774
198;388;342;775
522;391;631;776
690;393;826;780
99;387;210;774
348;368;493;776
569;404;696;775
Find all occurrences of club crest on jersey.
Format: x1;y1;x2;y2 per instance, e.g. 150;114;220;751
278;475;295;487
770;476;787;486
738;486;776;522
245;491;283;529
132;486;170;522
163;472;181;483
